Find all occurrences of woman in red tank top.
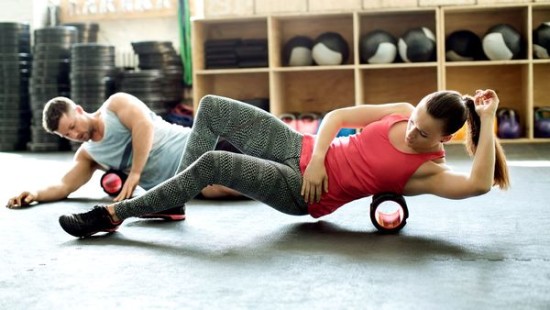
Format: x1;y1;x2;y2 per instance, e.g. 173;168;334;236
302;89;509;209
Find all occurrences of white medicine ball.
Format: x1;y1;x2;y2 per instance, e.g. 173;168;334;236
482;24;522;60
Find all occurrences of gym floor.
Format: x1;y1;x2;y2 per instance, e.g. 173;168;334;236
1;144;549;310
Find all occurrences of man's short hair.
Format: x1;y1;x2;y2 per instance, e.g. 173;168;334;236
42;97;76;133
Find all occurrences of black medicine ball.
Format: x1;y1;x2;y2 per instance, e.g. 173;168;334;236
445;30;484;61
359;30;397;64
398;27;436;63
533;22;550;59
283;35;314;66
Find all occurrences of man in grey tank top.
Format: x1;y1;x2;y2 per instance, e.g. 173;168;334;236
6;92;241;220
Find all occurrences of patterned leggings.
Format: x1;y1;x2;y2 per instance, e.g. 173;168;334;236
115;95;309;219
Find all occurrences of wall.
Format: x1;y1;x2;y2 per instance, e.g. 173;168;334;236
195;0;550;17
0;0;178;67
0;0;49;28
95;18;180;67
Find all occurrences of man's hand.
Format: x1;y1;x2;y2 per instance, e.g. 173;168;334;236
6;191;37;209
113;171;140;202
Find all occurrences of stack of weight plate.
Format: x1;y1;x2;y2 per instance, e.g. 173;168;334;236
62;23;99;43
69;43;117;151
29;26;78;152
123;41;183;116
120;69;166;115
70;43;116;111
0;22;32;151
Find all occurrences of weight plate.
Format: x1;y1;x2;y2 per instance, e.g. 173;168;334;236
0;134;30;145
0;126;30;135
0;52;32;60
26;142;63;152
0;108;31;118
131;41;175;54
0;45;30;54
0;142;27;151
0;22;30;31
62;22;99;32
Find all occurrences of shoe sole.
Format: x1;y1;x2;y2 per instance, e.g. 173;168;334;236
139;214;186;221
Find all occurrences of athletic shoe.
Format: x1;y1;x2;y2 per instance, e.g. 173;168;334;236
139;205;186;221
59;206;122;238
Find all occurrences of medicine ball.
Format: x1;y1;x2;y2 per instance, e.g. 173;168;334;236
359;30;397;64
445;30;484;61
283;35;314;66
398;27;436;62
482;24;522;60
312;32;349;66
534;107;550;138
533;22;550;59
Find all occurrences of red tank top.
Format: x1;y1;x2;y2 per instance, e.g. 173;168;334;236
300;114;445;218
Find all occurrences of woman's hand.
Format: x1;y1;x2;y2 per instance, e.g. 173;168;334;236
301;158;329;203
474;89;499;119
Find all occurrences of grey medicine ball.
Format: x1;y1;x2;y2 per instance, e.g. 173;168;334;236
283;35;313;66
312;32;349;66
360;30;397;64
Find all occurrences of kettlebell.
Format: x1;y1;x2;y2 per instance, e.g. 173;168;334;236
370;193;409;234
280;113;298;131
100;169;127;196
296;112;320;134
497;108;521;139
534;107;550;138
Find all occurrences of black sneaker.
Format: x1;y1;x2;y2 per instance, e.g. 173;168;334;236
59;206;122;238
139;205;186;221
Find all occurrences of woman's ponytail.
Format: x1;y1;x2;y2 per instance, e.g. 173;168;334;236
463;97;510;190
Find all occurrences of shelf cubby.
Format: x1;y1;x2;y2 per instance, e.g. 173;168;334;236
271;68;355;116
358;66;438;105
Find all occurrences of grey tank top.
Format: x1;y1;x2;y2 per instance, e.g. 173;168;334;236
82;106;191;190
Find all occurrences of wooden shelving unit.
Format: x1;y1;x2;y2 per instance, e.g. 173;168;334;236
192;3;550;143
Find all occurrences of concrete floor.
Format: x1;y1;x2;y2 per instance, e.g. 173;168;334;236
1;144;549;310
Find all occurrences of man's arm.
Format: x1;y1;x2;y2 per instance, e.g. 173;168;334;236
6;148;99;208
105;93;155;201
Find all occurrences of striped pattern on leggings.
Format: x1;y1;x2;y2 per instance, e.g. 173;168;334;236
115;95;309;219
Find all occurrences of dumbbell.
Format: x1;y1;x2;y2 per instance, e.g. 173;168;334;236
100;169;127;196
370;193;409;233
534;107;550;138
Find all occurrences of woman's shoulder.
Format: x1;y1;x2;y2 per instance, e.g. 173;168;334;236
413;158;447;178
